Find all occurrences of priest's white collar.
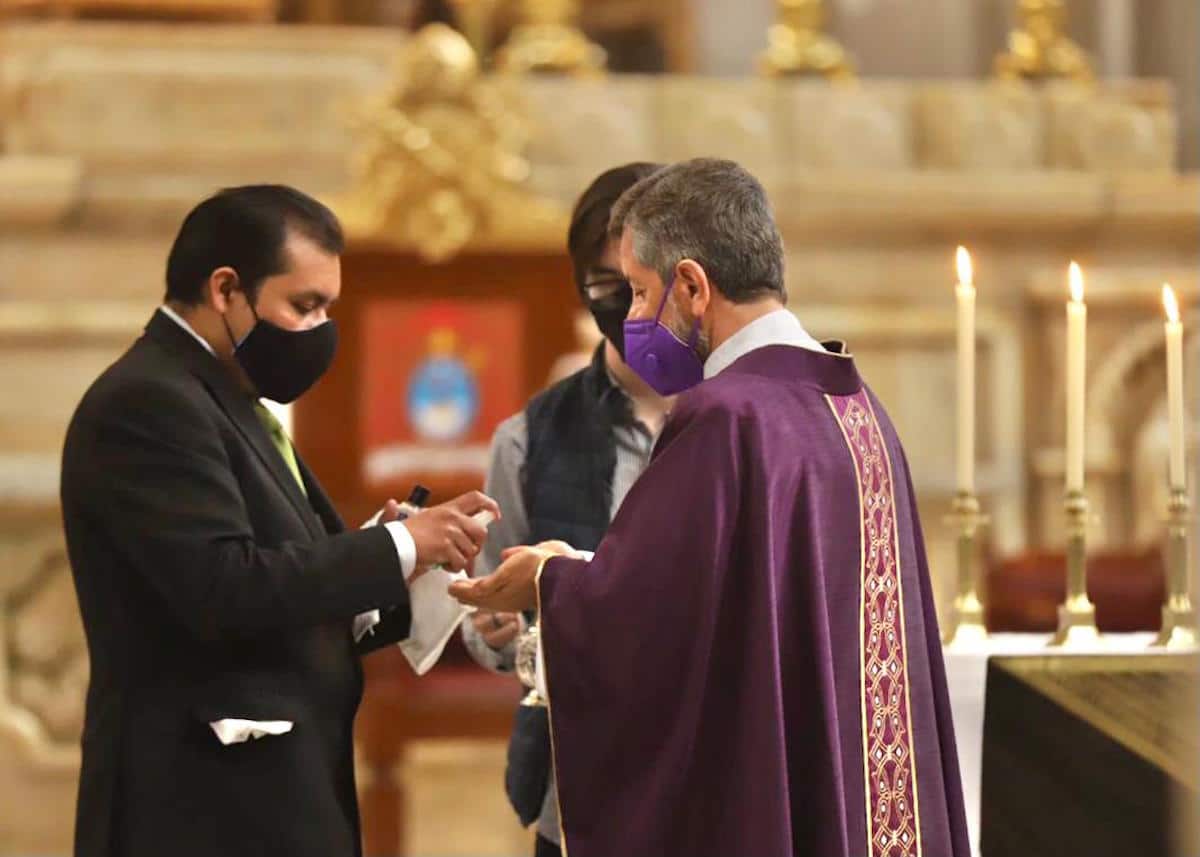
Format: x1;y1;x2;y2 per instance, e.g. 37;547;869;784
703;308;826;380
159;304;216;357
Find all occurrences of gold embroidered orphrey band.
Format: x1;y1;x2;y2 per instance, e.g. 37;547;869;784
828;390;922;857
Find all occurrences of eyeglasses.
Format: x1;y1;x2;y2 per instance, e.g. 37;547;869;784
583;277;630;302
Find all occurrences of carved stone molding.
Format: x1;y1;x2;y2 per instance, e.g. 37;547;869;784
0;156;83;228
0;528;82;767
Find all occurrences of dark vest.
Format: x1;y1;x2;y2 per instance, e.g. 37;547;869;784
523;344;631;553
506;344;633;828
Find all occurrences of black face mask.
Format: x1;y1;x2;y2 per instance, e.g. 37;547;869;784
586;287;633;359
224;301;338;404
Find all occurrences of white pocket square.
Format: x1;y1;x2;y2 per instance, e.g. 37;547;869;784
209;718;294;745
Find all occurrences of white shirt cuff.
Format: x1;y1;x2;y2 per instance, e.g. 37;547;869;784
352;518;417;643
384;520;418;578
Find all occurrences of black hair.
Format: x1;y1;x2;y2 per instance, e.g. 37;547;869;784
566;163;662;294
164;184;344;306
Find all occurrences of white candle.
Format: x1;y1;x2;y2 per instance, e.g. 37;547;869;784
955;246;975;495
1066;262;1087;493
1163;284;1185;490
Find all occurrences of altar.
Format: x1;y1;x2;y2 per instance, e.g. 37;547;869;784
943;633;1176;857
978;649;1198;857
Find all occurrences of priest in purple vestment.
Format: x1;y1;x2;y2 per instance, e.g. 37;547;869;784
451;158;970;857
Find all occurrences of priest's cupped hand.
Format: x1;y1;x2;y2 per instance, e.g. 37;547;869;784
448;542;577;612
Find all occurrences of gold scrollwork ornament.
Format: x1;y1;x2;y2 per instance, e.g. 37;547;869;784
759;0;854;80
494;0;606;76
338;23;563;261
994;0;1093;82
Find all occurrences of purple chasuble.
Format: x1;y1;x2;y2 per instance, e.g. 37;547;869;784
537;344;970;857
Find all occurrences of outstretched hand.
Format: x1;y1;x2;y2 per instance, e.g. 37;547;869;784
449;541;576;612
499;540;576;562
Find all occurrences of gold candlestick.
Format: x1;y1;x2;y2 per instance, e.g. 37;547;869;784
1049;490;1100;647
994;0;1092;81
494;0;605;76
758;0;854;80
944;492;989;647
1153;489;1197;650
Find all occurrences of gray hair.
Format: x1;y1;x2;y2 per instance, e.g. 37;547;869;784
608;158;786;304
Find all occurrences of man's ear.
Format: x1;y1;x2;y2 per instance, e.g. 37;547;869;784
206;267;240;313
675;259;712;315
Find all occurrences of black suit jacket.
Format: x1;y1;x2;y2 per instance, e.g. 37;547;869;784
61;310;413;857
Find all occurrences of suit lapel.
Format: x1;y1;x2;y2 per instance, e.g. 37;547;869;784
206;382;326;541
144;311;325;541
296;455;344;536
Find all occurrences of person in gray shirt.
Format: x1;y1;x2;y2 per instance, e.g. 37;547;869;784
462;163;670;857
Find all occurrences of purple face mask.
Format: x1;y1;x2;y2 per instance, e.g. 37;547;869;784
623;284;704;396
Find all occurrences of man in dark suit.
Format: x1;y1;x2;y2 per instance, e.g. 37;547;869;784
60;185;498;857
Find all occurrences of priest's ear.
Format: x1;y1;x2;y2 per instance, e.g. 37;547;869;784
674;259;712;317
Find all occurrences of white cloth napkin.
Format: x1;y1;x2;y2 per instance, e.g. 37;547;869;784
399;565;476;675
357;507;493;675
